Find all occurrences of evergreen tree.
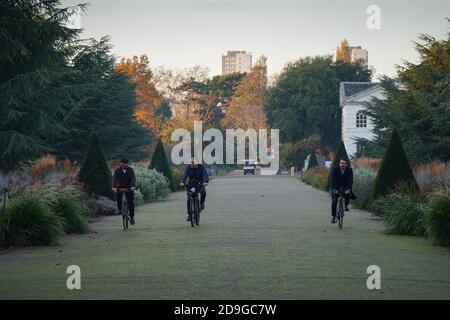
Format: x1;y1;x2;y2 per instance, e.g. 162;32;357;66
354;22;450;163
327;140;351;189
78;132;114;199
54;37;152;162
0;0;86;171
371;129;419;199
307;152;319;170
149;140;176;192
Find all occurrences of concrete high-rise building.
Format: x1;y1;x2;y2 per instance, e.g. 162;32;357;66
222;51;252;75
349;46;368;67
334;42;368;67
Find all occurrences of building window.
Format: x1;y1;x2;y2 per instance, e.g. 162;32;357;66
356;110;367;128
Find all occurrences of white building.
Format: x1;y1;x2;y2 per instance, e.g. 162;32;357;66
222;51;252;75
340;82;385;157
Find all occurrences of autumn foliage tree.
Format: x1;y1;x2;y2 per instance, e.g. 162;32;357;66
115;55;163;137
335;39;351;63
222;56;268;130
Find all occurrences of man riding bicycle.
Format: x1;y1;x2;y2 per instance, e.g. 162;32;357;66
180;158;209;221
112;158;136;225
330;158;354;224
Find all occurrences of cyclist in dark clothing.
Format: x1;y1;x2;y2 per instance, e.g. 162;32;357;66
330;158;354;224
180;158;209;221
112;158;136;225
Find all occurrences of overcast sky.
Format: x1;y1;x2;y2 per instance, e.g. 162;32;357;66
63;0;450;78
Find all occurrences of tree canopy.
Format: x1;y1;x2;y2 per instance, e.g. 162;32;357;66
355;22;450;163
264;56;372;148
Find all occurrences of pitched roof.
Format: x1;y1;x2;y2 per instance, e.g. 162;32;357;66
340;82;380;106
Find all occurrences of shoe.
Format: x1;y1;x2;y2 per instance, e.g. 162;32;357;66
330;216;336;224
187;216;191;222
130;216;135;225
345;206;350;211
201;203;205;210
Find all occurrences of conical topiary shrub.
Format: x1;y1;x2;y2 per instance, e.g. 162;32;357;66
371;129;419;200
78;132;114;199
327;140;351;190
307;152;319;170
149;140;176;192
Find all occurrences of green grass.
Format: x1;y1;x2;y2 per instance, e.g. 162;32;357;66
0;177;450;299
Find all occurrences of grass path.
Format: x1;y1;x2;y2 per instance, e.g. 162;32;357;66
0;176;449;299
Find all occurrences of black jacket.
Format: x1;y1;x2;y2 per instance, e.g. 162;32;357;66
331;166;353;191
182;164;209;185
112;167;136;188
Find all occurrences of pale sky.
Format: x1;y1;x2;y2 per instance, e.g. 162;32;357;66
63;0;450;78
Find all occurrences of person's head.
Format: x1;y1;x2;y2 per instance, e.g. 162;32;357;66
339;158;348;170
190;158;198;168
120;158;129;168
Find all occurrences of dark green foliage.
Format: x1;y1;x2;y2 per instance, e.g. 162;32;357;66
307;152;319;170
264;56;372;147
355;24;450;163
280;135;321;171
155;99;173;121
426;194;450;246
372;193;426;236
54;37;152;162
51;195;89;234
0;195;62;246
179;73;244;128
0;0;87;171
149;140;176;192
327;140;351;189
78;132;114;199
371;130;419;199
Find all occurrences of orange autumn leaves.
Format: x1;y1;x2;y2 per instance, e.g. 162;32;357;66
115;55;163;138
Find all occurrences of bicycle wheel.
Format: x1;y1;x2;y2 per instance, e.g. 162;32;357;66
189;197;195;227
194;198;200;226
122;202;129;231
338;198;344;229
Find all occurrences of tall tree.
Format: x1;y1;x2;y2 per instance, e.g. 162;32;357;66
335;39;351;63
264;56;372;147
115;55;162;137
0;0;86;171
222;56;268;130
355;22;450;163
55;37;152;161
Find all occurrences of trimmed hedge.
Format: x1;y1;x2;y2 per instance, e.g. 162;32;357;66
149;140;176;192
371;129;419;200
78;132;114;199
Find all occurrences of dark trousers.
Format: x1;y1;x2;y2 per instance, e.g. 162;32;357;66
331;192;350;217
117;190;135;217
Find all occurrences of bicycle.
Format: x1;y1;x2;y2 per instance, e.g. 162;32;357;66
186;184;201;227
117;188;131;231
